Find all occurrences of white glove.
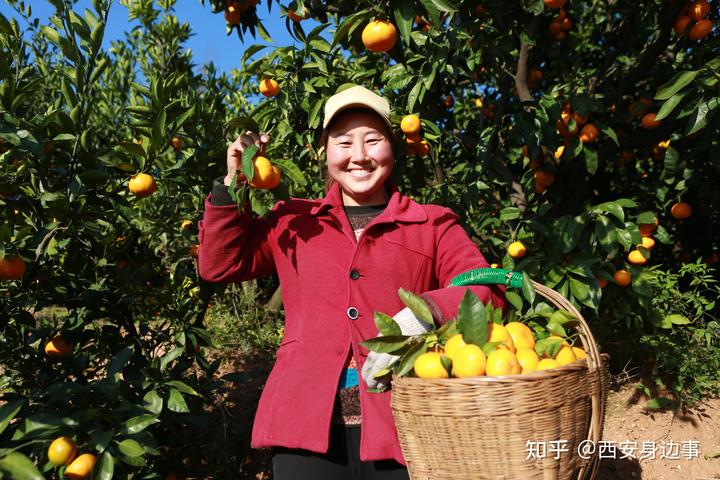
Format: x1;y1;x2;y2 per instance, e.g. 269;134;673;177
361;307;433;390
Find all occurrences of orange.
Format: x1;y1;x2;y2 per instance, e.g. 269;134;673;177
505;322;536;350
689;19;713;40
250;156;276;188
361;20;398;53
475;4;486;16
415;140;431;157
689;0;710;20
597;277;608;288
171;136;182;151
400;115;421;135
536;358;561;371
639;218;658;236
549;21;564;36
555;345;578;365
259;78;280;98
628;97;652;117
444;95;454;108
266;165;282;189
554;145;565;160
180;219;192;230
65;453;96;480
516;348;540;373
475;98;484;108
628;250;647;265
129;173;157;198
613;269;632;286
579;123;599;143
452;344;487;377
288;10;309;22
572;347;588;360
413;352;449;379
573;111;588;125
559;17;573;31
552;30;567;41
485;348;521;376
188;245;199;258
544;0;567;8
674;15;692;36
529;67;543;83
224;1;246;24
488;323;515;352
670;202;692;219
534;170;555;188
48;436;77;466
507;241;527;259
45;335;72;357
640;236;655;250
443;334;467;360
0;255;26;280
641;113;661;129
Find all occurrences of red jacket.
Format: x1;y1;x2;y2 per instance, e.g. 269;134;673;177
198;182;505;464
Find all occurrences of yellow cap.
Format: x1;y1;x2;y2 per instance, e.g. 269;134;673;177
321;85;392;141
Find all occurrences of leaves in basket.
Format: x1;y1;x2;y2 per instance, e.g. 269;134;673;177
482;341;504;356
395;340;427;377
521;272;536;304
398;288;434;325
439;354;452;374
374;311;402;336
457;290;489;347
535;336;565;358
359;335;411;354
505;291;523;312
435;320;458;343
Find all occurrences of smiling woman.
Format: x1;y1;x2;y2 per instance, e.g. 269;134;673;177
197;85;504;480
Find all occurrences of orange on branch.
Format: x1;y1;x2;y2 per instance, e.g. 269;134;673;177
689;19;713;40
400;115;421;135
259;78;280;98
674;15;692;35
628;250;648;266
670;202;692;219
579;123;599;143
128;173;157;198
361;20;398;53
689;0;710;20
641;113;661;129
613;270;632;286
0;255;26;280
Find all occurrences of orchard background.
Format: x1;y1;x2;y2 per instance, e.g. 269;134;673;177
1;0;719;478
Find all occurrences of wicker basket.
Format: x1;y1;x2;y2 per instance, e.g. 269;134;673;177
391;270;609;480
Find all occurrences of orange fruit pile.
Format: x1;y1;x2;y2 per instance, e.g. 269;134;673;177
401;114;430;157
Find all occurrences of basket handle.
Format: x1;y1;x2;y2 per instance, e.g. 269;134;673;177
449;267;522;288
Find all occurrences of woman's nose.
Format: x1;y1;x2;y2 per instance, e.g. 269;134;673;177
350;140;367;161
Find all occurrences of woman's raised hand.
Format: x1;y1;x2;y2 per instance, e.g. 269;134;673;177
224;131;271;186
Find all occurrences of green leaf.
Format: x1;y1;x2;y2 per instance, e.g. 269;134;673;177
164;380;200;397
595;215;617;254
88;430;114;453
143;390;163;415
655;92;687;121
0;452;44;480
420;0;457;13
549;310;576;325
95;451;114;480
118;415;160;435
116;439;144;457
397;288;433;325
637;211;657;224
505;291;523;312
11;413;62;441
569;277;590;303
598;125;619;147
159;347;183;372
406;81;423;112
0;399;24;435
499;207;521;221
584;148;598;175
667;314;691;325
107;345;134;377
645;397;672;410
167;389;189;413
655;70;699;100
392;0;414;47
395;340;427;377
686;98;711;135
359;335;411;353
272;158;308;186
535;337;564;359
241;145;258;181
375;312;402;336
457;290;489;347
521;272;536;304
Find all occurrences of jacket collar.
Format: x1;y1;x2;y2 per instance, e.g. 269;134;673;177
310;181;427;223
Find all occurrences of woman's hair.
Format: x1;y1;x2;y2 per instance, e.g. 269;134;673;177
322;107;398;193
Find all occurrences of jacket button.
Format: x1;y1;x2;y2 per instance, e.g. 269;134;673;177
349;269;360;280
347;307;359;320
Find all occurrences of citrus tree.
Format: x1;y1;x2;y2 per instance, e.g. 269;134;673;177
1;0;719;477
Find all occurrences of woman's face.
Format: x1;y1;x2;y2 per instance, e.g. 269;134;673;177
325;110;394;206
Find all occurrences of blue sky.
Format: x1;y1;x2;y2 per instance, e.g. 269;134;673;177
1;0;316;75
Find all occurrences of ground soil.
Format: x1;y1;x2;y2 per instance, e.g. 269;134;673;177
597;383;720;480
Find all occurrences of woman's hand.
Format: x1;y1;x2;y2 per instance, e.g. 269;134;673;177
224;131;271;186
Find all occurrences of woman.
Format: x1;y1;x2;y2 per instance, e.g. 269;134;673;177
198;85;505;479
